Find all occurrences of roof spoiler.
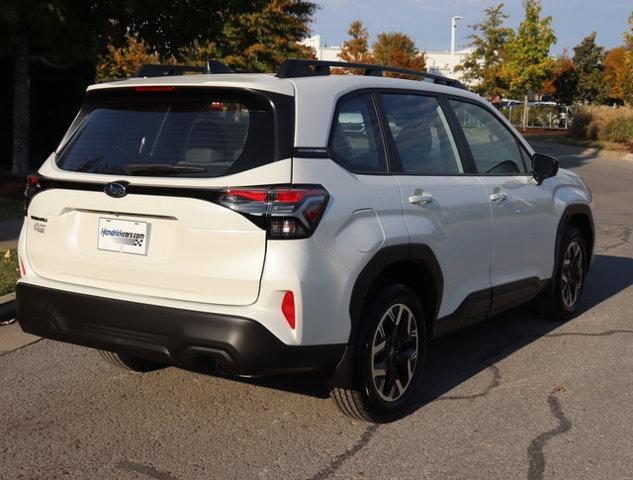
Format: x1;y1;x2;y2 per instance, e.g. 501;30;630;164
133;60;234;78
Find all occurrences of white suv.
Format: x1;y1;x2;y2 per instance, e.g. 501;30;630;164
16;60;594;422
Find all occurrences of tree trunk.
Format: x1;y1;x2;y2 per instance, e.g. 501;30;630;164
522;94;529;130
12;36;30;177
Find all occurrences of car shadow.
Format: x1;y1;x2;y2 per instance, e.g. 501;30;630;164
190;254;633;408
405;253;633;416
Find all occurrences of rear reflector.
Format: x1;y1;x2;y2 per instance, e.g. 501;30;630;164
281;291;296;329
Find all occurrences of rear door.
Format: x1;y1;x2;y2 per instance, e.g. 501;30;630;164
447;99;558;312
376;92;493;323
25;87;293;306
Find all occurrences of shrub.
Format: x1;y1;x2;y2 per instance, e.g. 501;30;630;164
602;117;633;143
569;106;633;142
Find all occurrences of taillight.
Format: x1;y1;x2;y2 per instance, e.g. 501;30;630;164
217;186;329;239
24;175;41;216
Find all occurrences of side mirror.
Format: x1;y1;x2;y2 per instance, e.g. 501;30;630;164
532;153;559;185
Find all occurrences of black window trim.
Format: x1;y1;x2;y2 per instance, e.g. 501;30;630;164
326;88;391;176
443;95;534;177
372;90;474;176
325;86;536;178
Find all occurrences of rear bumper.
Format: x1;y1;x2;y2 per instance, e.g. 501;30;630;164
16;283;345;376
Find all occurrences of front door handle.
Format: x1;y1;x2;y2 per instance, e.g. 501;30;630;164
408;193;433;206
489;192;508;203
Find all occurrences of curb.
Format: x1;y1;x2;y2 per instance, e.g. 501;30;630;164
0;292;16;324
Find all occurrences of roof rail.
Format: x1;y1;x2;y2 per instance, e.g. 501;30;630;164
276;59;467;90
133;60;234;78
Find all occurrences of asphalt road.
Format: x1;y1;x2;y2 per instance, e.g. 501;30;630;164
2;142;633;480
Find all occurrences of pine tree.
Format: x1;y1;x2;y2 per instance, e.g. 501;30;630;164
573;32;607;104
339;21;373;64
219;0;317;72
455;3;514;97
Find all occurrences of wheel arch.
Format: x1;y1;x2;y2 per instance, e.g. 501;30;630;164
556;203;595;272
348;244;443;343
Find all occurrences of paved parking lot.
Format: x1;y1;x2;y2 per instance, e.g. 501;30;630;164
1;142;632;480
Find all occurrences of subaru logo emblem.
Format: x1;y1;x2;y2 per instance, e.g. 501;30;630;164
104;182;127;198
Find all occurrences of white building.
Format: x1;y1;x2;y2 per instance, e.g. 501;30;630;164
299;35;473;83
300;35;344;62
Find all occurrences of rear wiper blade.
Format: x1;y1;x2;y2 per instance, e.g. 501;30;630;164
122;163;207;175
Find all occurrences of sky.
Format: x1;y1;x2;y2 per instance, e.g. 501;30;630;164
311;0;632;55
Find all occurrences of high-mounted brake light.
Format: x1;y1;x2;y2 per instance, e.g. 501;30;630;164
134;86;176;92
217;186;329;239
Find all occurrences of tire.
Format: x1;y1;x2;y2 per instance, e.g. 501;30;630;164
98;350;164;373
536;225;587;321
331;284;427;423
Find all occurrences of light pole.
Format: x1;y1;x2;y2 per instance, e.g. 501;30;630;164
450;16;463;56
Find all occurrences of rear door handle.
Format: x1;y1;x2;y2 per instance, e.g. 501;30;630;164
408;193;433;206
489;192;508;203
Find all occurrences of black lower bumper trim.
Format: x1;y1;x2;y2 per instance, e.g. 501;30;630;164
16;283;345;376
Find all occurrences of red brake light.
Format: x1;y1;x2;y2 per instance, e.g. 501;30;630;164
224;189;268;202
281;291;296;329
272;189;311;203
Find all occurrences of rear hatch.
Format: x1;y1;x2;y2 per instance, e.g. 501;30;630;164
24;86;294;306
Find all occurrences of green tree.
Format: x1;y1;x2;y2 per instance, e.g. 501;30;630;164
216;0;317;72
372;32;426;77
455;3;514;97
1;1;297;176
573;32;607;104
501;0;556;98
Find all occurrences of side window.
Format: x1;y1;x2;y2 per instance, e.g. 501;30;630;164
449;100;528;175
380;94;463;175
329;94;387;173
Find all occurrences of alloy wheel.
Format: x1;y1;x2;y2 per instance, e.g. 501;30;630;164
370;303;419;402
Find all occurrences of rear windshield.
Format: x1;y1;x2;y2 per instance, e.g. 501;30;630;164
57;89;280;177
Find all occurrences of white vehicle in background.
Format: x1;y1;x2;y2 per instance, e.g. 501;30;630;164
17;59;594;422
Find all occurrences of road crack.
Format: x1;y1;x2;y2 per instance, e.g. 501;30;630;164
0;337;43;357
307;425;379;480
544;329;633;338
527;393;571;480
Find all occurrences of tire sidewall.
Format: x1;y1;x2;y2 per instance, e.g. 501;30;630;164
553;227;587;319
356;284;427;418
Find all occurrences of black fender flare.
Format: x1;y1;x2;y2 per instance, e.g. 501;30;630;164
329;244;443;388
555;203;595;272
347;244;443;343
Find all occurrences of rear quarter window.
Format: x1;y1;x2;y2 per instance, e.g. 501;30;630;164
57;88;291;177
